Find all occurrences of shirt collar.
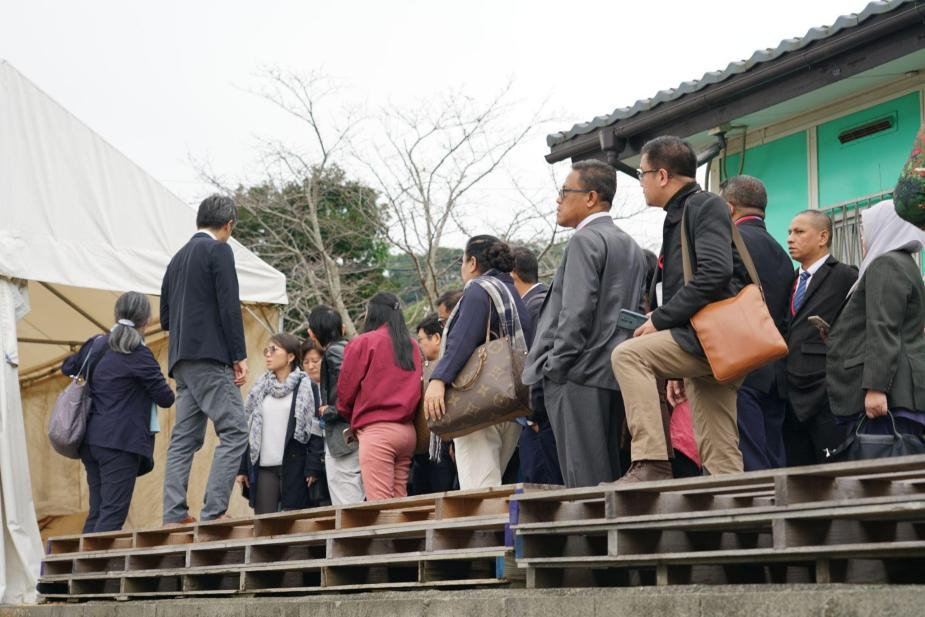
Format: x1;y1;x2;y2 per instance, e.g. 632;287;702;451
800;254;830;276
524;283;543;296
576;212;612;230
198;229;218;241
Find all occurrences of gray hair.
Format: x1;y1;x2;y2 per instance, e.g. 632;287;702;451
720;175;768;213
196;194;237;230
109;292;151;354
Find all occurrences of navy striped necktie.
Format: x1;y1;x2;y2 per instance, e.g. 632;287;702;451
793;271;811;313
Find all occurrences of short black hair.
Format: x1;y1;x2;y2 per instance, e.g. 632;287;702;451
795;209;834;247
572;160;616;207
416;313;442;337
511;246;539;284
720;175;768;213
640;136;697;179
307;305;343;348
196;194;237;230
436;289;463;312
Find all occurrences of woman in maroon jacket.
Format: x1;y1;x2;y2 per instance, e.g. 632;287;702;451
337;292;423;500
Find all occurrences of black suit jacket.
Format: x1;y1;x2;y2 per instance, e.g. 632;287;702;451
785;255;858;421
737;217;794;394
160;232;247;376
522;283;548;323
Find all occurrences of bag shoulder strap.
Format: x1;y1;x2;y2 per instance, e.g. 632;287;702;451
680;198;765;298
78;335;107;383
475;277;527;352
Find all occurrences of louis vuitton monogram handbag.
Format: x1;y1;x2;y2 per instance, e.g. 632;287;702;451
425;277;531;439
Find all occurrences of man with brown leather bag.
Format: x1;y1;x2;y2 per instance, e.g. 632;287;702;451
611;136;752;482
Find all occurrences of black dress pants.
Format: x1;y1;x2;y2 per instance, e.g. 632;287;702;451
80;444;140;533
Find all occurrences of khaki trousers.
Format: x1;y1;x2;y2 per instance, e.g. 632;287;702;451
612;330;744;475
454;421;521;489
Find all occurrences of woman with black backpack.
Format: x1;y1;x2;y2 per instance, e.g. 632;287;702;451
61;292;174;532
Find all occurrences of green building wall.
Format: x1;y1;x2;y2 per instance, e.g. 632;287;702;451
723;132;808;245
722;91;922;248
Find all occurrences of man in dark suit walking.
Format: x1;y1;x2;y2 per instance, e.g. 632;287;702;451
161;195;249;523
784;209;857;465
511;246;562;485
523;161;646;487
720;176;793;470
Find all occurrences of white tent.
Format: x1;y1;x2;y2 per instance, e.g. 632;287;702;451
0;59;287;604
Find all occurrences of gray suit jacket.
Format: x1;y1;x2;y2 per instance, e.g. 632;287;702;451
827;251;925;416
523;216;646;390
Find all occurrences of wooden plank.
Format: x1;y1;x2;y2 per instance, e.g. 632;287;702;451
253;515;336;538
775;475;925;506
79;531;133;553
322;562;419;587
126;550;186;572
336;504;435;529
188;546;247;567
73;555;127;574
194;518;255;543
243;567;323;591
41;559;73;576
248;539;326;564
427;527;507;552
46;537;81;555
134;526;195;549
516;498;606;525
327;534;427;559
436;493;511;520
122;573;184;594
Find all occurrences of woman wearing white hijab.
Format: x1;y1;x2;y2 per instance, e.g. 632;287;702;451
826;200;925;441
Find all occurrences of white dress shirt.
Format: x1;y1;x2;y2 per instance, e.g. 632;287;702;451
576;212;612;230
797;253;830;289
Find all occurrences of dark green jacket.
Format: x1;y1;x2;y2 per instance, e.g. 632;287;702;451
827;250;925;416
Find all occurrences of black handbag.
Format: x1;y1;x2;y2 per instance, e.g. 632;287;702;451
825;411;925;462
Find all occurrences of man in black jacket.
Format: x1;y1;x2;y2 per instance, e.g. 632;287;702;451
511;246;562;485
720;176;793;470
161;195;249;523
612;136;751;482
784;210;857;465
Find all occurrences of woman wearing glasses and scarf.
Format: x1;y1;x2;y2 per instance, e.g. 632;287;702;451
236;333;318;514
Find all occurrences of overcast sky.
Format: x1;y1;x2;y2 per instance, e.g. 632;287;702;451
1;0;873;250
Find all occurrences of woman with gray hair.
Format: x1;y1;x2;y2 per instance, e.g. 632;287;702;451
61;291;175;532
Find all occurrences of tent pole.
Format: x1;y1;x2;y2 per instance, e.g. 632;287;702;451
39;283;108;332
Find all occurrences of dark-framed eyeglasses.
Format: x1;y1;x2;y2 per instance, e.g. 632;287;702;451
558;187;592;199
636;168;659;180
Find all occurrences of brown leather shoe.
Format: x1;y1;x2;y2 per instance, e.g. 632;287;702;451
608;460;672;485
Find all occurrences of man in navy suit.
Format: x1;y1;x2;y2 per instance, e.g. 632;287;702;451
720;176;794;470
511;246;562;485
161;195;249;523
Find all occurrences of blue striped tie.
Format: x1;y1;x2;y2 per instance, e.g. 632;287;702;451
793;271;811;313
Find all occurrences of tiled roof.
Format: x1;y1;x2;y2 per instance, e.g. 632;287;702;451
547;0;914;148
